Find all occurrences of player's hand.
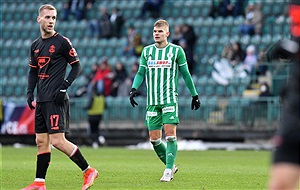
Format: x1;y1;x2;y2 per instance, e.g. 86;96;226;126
27;93;35;110
129;88;138;107
53;80;70;105
191;95;201;110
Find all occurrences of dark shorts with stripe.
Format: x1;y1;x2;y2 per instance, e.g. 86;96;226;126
35;100;70;134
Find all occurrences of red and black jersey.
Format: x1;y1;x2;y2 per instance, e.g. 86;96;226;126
29;33;79;102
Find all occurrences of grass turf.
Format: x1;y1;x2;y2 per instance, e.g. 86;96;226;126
0;146;272;189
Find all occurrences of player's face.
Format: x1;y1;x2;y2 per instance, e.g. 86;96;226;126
38;9;57;36
153;26;169;44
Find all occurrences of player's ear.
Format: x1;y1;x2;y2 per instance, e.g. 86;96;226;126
37;16;41;23
166;31;170;37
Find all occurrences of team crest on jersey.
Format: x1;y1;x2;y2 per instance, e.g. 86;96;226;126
37;56;50;68
69;48;77;57
49;45;55;54
167;52;173;60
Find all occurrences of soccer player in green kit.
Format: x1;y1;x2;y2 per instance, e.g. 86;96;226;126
129;19;201;182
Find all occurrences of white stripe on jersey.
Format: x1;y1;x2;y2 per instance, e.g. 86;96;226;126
160;47;166;105
173;48;179;103
148;46;154;105
154;47;159;105
166;46;173;104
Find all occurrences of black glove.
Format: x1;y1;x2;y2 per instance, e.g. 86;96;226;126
53;80;70;105
27;93;35;110
191;95;201;110
129;88;138;107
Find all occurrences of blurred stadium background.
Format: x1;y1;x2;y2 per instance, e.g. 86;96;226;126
0;0;291;146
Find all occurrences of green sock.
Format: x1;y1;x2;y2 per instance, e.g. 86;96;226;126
166;136;177;169
151;139;166;165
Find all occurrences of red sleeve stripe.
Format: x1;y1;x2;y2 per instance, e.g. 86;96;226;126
69;60;79;65
28;64;37;68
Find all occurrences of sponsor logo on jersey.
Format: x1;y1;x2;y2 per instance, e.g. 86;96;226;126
147;111;157;117
147;60;171;68
38;73;49;79
162;106;175;113
49;45;55;54
37;57;50;68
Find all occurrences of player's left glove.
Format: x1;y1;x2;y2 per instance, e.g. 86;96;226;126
53;80;70;105
129;88;138;107
191;95;201;110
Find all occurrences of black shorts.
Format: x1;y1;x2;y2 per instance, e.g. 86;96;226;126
35;100;70;134
273;135;300;165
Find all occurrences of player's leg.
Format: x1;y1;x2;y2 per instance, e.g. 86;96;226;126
269;163;299;190
22;104;50;190
48;100;98;189
147;105;167;165
160;103;179;182
149;129;166;164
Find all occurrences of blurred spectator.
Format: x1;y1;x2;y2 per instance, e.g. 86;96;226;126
171;25;183;45
89;6;112;38
86;84;106;149
62;0;94;21
139;0;164;19
226;0;245;17
255;47;268;76
89;58;114;97
118;62;145;97
239;2;263;36
180;24;197;75
110;7;125;38
111;62;128;97
229;41;246;66
209;0;244;18
221;43;233;60
123;24;142;57
243;44;258;74
133;33;145;57
209;0;230;18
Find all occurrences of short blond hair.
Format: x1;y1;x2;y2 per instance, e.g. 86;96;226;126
154;19;169;31
39;4;56;16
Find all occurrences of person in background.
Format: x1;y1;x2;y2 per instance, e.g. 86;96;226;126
139;0;164;19
129;19;200;182
221;43;233;60
268;0;300;189
62;0;94;21
171;25;182;45
123;24;141;57
180;24;197;75
110;7;125;38
89;6;112;39
111;62;128;97
86;84;106;149
229;41;246;66
239;2;263;36
243;44;258;75
23;4;98;190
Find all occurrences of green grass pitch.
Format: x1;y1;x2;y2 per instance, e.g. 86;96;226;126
0;146;272;189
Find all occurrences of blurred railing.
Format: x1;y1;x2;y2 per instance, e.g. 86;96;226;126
69;96;281;130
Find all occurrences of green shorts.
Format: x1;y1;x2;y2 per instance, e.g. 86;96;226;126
145;103;179;131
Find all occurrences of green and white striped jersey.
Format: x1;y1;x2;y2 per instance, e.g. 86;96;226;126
135;42;195;106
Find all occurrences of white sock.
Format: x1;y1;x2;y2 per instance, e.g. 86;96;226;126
34;178;45;182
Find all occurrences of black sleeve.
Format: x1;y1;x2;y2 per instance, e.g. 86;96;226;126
66;61;81;85
27;67;38;95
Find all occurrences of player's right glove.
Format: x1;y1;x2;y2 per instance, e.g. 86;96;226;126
53;80;70;105
27;93;35;110
191;95;201;110
129;88;138;107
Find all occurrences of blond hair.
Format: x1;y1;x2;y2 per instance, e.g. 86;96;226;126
38;4;56;16
154;19;169;31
